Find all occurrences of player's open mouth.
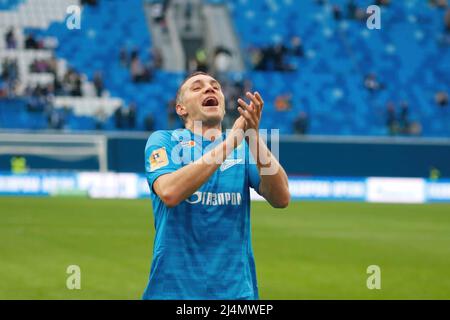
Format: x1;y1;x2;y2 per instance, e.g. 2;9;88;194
202;96;219;107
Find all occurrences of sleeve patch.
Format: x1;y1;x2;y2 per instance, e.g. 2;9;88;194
149;147;169;172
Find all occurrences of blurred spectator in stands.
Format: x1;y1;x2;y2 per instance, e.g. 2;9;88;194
343;1;369;21
130;55;142;81
93;71;104;97
26;84;53;112
408;121;422;136
275;94;293;111
293;111;309;135
42;83;55;106
188;51;208;73
1;58;18;82
375;0;390;6
0;81;7;98
5;28;17;49
272;43;290;71
151;47;164;69
131;55;152;82
61;68;82;96
249;42;297;71
30;57;57;74
349;1;370;21
260;47;271;70
445;8;450;32
33;59;47;73
46;83;55;103
81;0;98;6
364;73;383;92
26;86;44;112
73;74;83;96
249;47;265;71
437;8;450;45
290;36;304;57
25;34;39;49
130;47;139;61
263;44;282;71
128;102;136;129
95;108;107;130
399;101;410;134
2;59;9;78
347;0;358;19
49;55;58;75
354;8;369;21
429;0;448;8
386;102;398;135
47;109;64;130
212;46;232;80
145;113;155;132
332;5;343;20
113;102;136;130
435;91;449;108
151;0;170;24
114;104;125;129
53;73;63;96
194;48;208;72
151;1;164;22
119;46;128;67
1;58;19;97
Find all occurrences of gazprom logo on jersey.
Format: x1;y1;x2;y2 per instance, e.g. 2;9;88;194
185;191;242;206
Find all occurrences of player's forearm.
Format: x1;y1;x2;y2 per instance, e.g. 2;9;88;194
247;133;290;208
154;130;243;207
155;161;219;208
259;166;290;208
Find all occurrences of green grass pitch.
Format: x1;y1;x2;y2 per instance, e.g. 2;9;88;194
1;197;450;299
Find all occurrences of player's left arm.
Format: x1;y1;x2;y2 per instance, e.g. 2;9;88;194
238;91;290;209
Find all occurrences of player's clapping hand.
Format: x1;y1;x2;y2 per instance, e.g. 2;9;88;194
231;115;246;132
237;91;264;132
226;115;246;149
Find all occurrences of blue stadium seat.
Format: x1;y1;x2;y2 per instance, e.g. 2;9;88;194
0;0;23;10
1;0;449;136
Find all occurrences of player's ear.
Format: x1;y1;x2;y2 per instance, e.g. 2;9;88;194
176;103;187;118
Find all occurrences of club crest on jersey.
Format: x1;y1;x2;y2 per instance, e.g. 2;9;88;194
220;158;243;172
150;147;169;171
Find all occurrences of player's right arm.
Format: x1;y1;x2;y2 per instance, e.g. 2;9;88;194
150;117;246;208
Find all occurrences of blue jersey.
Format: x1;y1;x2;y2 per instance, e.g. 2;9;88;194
142;128;261;300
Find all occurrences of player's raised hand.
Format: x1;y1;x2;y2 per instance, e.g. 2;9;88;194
225;115;246;149
237;91;264;131
231;115;247;132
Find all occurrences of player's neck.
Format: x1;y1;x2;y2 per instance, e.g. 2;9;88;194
185;121;222;141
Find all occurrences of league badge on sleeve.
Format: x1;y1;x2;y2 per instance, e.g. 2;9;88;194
150;147;169;172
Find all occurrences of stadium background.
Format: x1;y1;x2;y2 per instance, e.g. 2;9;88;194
0;0;449;299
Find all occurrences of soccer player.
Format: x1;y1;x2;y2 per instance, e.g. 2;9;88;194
143;72;290;300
